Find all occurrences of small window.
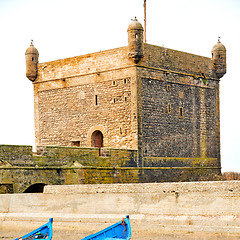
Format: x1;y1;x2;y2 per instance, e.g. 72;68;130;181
168;104;171;114
32;57;34;61
113;98;116;103
112;80;116;86
135;33;138;39
124;97;127;102
124;78;127;84
167;85;170;91
179;107;183;118
95;95;98;105
72;141;80;147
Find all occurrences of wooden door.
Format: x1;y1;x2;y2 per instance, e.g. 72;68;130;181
94;131;103;148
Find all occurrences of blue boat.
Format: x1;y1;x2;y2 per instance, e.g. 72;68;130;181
14;218;53;240
82;215;131;240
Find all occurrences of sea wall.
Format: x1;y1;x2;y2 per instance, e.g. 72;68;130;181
0;181;239;236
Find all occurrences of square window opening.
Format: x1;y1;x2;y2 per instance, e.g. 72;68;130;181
72;141;80;147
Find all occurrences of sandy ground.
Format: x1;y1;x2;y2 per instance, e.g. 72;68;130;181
1;227;240;240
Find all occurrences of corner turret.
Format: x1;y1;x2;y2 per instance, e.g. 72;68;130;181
127;17;144;63
25;40;39;81
211;37;226;79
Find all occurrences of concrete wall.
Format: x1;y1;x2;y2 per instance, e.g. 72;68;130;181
0;181;239;235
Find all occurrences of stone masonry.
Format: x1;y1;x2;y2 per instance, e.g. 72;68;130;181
23;18;227;185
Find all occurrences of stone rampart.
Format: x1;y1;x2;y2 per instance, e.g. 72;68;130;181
0;144;222;193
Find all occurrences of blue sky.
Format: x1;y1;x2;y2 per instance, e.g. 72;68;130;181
0;0;239;172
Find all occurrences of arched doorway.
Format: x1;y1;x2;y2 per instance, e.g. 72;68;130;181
91;130;103;148
23;183;46;193
87;126;108;148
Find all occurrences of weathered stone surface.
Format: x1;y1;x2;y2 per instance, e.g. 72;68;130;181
0;145;221;193
29;41;223;179
3;21;225;191
0;181;239;235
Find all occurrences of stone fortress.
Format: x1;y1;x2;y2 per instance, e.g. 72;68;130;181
0;18;226;193
3;15;240;239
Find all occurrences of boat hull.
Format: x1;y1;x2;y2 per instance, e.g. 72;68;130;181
14;218;53;240
82;216;131;240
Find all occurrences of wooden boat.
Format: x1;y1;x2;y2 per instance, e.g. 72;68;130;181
14;218;53;240
81;215;131;240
